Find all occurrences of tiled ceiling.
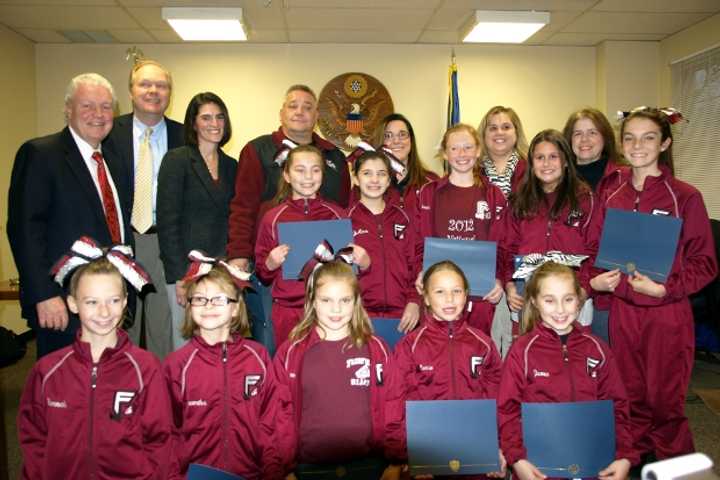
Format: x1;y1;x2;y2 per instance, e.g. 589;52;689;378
0;0;718;46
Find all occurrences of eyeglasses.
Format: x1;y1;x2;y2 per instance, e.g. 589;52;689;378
384;130;410;141
188;295;238;307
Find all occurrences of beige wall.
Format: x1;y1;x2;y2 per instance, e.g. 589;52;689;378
0;24;36;332
660;13;720;104
34;43;598;171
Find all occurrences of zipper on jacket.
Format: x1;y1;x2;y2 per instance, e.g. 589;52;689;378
89;364;98;478
222;342;229;469
378;217;390;309
633;194;640;212
561;343;577;401
303;198;309;215
545;219;552;251
448;322;458;397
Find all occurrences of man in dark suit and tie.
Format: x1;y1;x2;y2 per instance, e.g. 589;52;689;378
104;59;183;359
7;73;132;358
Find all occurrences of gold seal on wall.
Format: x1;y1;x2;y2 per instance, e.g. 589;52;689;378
318;72;394;151
449;459;461;473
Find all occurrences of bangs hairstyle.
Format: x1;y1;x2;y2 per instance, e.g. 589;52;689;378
620;108;675;175
478;105;529;161
128;59;173;91
181;266;249;339
289;261;373;348
439;123;485;188
273;144;325;205
353;150;392;176
421;260;469;295
562;107;621;166
372;113;433;190
520;262;582;334
69;256;128;299
511;129;588;220
183;92;232;147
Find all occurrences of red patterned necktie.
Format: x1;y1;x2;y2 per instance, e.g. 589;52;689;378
91;151;121;244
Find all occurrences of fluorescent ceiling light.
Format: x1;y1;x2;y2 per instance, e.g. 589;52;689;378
162;7;247;41
463;10;549;44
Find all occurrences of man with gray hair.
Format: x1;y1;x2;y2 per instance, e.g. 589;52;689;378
7;72;132;358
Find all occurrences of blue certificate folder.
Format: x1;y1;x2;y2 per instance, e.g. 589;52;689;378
407;399;499;476
595;208;682;282
522;400;615;478
187;463;245;480
371;318;403;348
277;219;353;280
423;237;497;297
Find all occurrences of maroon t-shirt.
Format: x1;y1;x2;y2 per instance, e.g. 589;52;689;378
433;184;492;240
298;339;372;463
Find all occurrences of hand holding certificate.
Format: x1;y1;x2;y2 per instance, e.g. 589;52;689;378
423;238;497;297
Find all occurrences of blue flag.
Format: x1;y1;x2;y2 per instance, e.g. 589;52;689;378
447;55;460;129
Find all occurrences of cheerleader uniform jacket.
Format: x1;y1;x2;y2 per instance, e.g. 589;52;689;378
384;312;502;464
163;334;286;480
347;199;421;318
17;330;171;480
497;323;638;469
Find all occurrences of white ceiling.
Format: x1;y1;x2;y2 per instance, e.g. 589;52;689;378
1;0;719;46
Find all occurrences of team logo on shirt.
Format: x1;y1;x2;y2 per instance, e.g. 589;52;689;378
375;364;384;385
470;356;484;378
347;357;371;387
325;159;338;171
495;205;504;220
112;391;136;416
651;208;670;216
244;374;262;399
586;357;600;378
393;223;407;240
565;208;584;227
474;201;490;220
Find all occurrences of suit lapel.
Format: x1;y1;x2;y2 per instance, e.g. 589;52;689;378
189;147;226;208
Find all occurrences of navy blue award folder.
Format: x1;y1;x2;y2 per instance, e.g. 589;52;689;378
522;400;615;478
371;318;403;349
187;464;245;480
407;399;499;476
594;208;682;282
277;219;353;280
423;238;497;296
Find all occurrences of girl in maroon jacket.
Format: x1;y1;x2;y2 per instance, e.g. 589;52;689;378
589;108;717;461
498;262;636;480
18;237;171;480
348;151;421;334
163;254;285;479
255;145;369;346
503;129;597;326
384;260;504;479
412;123;507;336
273;261;392;479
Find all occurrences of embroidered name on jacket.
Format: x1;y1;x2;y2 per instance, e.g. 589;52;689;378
47;398;67;408
347;357;371;387
187;399;208;407
533;369;550;378
353;228;369;237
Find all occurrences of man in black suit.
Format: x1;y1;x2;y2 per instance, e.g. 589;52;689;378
7;73;132;358
104;60;184;359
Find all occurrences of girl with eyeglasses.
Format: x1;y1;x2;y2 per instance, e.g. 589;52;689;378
163;260;286;479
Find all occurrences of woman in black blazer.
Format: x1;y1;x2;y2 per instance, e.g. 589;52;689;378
157;92;237;349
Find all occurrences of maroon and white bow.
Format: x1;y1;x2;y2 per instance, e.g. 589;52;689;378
298;239;354;281
182;250;252;290
51;236;151;292
273;138;299;167
347;141;407;178
617;106;686;125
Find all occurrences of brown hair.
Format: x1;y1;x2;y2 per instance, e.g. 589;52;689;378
511;129;589;219
273;145;325;205
440;123;484;187
478;105;529;161
68;257;129;328
128;59;172;91
182;266;249;339
422;260;469;294
289;261;373;348
372;113;433;190
521;262;582;334
620;108;675;175
562;107;620;166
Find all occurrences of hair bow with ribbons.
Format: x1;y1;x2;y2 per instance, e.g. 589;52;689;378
346;141;408;178
273;138;300;167
512;251;589;281
616;106;686;125
51;236;151;292
298;239;354;281
182;250;253;290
